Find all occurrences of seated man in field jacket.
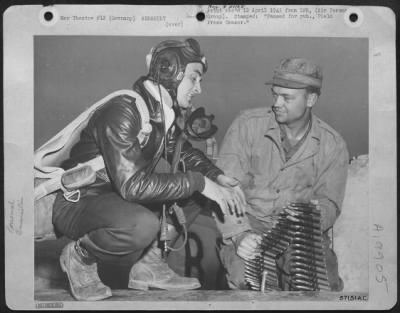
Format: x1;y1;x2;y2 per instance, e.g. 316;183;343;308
54;38;246;301
215;58;349;291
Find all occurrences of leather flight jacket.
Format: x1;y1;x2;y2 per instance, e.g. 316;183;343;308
61;76;223;202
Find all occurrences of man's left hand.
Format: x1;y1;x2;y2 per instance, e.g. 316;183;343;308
284;199;320;222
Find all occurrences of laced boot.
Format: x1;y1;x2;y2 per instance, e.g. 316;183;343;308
59;239;112;301
128;242;201;291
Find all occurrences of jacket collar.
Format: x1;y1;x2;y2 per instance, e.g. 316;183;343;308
143;80;175;132
133;77;175;132
264;112;321;166
143;80;173;109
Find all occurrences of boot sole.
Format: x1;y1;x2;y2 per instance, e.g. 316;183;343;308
60;245;112;301
128;279;150;291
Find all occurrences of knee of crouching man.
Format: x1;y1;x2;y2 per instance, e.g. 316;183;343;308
131;211;160;247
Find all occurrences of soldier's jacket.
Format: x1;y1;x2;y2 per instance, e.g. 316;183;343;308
215;107;349;240
61;77;223;203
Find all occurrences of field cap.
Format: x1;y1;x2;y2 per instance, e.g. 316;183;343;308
265;58;323;89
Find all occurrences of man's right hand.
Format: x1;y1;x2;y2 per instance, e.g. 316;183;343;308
236;232;262;261
201;176;246;217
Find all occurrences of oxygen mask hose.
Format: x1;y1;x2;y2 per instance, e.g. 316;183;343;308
167;203;188;252
160;204;168;258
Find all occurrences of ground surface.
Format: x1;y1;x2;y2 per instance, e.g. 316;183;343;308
35;288;367;302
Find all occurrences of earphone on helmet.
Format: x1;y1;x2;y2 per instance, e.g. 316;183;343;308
147;40;187;83
146;38;207;99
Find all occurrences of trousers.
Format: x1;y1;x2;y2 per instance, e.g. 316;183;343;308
218;214;344;291
52;191;202;267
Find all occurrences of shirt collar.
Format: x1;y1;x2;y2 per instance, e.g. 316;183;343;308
265;112;321;142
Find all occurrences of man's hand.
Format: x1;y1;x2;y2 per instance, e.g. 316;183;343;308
216;174;247;216
236;232;262;261
283;203;301;222
201;176;246;217
283;199;320;222
216;174;239;187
